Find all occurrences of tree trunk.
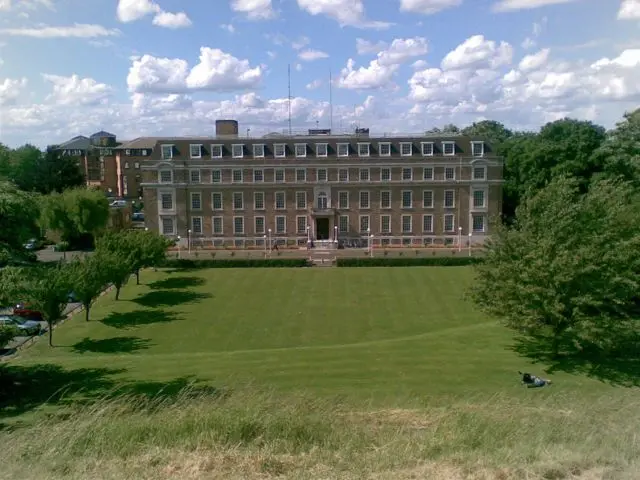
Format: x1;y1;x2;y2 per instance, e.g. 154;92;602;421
135;269;140;285
48;321;53;347
84;304;90;322
115;285;121;300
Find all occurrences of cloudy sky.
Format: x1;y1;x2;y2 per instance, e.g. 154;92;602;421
0;0;639;147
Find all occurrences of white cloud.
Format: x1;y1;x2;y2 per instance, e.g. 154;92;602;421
618;0;640;19
221;23;235;33
0;24;120;38
127;47;262;93
291;36;310;50
377;37;428;66
441;35;513;71
521;17;547;50
492;0;579;12
42;74;112;105
399;0;463;15
356;38;387;55
116;0;192;28
152;11;191;28
231;0;275;19
306;79;323;89
0;0;54;11
298;49;329;61
296;0;393;29
336;58;398;89
0;77;27;105
518;48;550;72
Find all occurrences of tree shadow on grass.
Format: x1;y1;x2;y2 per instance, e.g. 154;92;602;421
511;334;640;387
133;290;211;308
101;309;179;329
71;336;153;354
148;276;205;290
117;376;225;402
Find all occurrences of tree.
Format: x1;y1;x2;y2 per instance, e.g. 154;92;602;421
68;254;109;321
462;120;513;147
40;187;110;248
125;230;170;285
0;181;41;265
593;108;640;188
0;326;17;349
95;232;134;300
471;176;640;357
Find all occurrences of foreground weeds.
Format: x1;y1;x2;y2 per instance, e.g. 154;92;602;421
1;386;639;479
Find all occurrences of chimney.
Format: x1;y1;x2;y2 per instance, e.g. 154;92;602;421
216;119;239;137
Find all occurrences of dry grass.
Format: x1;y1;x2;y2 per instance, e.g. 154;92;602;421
1;385;638;480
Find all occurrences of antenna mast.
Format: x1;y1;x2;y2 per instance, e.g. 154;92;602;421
287;64;292;136
329;69;333;131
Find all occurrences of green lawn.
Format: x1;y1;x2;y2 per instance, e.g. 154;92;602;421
11;266;617;402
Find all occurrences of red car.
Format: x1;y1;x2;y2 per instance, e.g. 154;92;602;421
13;303;43;320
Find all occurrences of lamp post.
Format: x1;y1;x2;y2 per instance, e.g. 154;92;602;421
268;228;272;255
177;235;181;258
458;226;462;252
263;234;267;256
306;225;310;248
334;225;338;245
187;229;192;255
370;234;374;258
367;228;371;252
468;233;472;257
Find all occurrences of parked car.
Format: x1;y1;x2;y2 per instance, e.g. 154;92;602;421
0;315;42;336
13;303;43;320
131;212;144;222
23;238;42;250
110;200;127;208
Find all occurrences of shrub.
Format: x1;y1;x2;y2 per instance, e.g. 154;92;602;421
53;241;70;252
161;258;310;269
336;257;482;267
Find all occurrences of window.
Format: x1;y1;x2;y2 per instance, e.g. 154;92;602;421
379;142;391;156
339;215;349;233
295;143;307;157
212;192;223;210
359;168;370;181
423;190;434;208
296;168;306;182
444;190;455;208
317;168;328;182
316;143;328;157
473;166;486;180
380;190;391;209
359;215;370;233
190;170;201;183
160;193;173;210
255;216;265;234
400;142;412;156
422;214;433;232
292;216;304;234
423;167;434;180
359;191;370;209
358;143;370;157
473;189;485;208
233;216;244;234
212;216;223;234
338;191;349;209
190;144;201;158
253;144;265;157
190;192;202;210
316;191;328;209
444;214;455;232
421;142;434;156
275;215;286;233
134;162;140;169
233;192;244;210
296;191;307;209
442;142;455;156
275;168;285;183
191;216;203;234
124;162;129;169
473;214;485;232
159;170;172;183
339;169;349;182
253;169;264;182
232;144;244;158
402;167;412;181
472;141;484;157
211;144;223;158
274;143;286;157
161;217;174;235
402;191;412;208
254;192;265;210
161;144;173;159
211;169;221;183
275;191;286;209
380;215;391;233
381;167;391;181
125;150;131;156
445;167;455;180
232;169;243;183
402;215;412;233
337;143;349;157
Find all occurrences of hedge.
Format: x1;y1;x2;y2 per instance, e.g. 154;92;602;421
336;257;483;267
161;258;310;269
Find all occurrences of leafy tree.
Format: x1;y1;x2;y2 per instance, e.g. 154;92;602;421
462;120;513;147
40;187;110;248
95;233;134;300
0;181;41;265
472;176;640;357
0;326;17;349
68;253;109;321
593;108;640;188
126;230;170;284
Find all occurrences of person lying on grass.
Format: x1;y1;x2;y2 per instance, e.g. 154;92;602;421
519;371;552;388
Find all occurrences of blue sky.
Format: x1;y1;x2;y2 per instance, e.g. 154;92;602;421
0;0;639;147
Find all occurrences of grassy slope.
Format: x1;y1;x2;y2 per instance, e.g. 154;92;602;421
2;267;639;479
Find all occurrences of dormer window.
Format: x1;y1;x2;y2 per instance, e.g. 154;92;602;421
442;141;455;156
253;144;265;157
316;143;328;157
125;149;131;156
378;142;391;156
337;143;349;157
232;144;244;158
471;141;484;157
190;144;202;159
274;143;286;157
400;142;412;156
211;144;223;158
295;143;307;157
161;145;173;159
358;143;370;157
421;142;434;156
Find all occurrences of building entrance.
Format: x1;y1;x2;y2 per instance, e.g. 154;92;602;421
315;217;330;240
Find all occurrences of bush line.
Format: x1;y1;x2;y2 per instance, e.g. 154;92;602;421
160;258;310;269
336;257;483;267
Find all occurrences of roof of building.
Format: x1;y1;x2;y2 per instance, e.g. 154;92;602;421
90;130;116;138
56;135;90;150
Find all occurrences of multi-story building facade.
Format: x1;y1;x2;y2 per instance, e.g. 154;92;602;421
141;120;503;247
